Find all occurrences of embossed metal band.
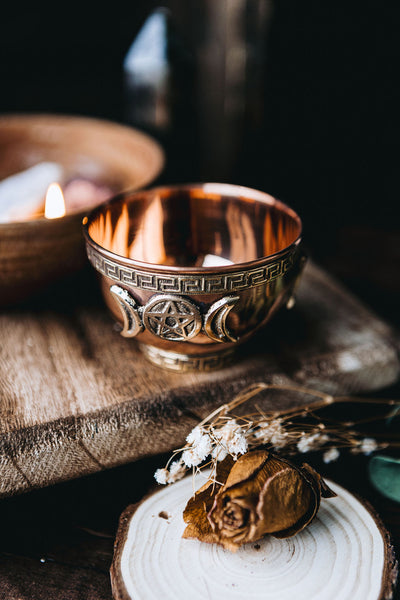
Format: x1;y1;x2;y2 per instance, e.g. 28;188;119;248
86;245;296;295
139;344;236;372
110;287;239;343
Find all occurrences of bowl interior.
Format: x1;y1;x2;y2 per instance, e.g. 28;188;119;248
87;185;301;268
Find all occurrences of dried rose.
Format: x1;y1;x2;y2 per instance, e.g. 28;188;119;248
183;449;335;551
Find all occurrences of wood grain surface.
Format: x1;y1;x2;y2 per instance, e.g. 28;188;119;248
0;261;399;498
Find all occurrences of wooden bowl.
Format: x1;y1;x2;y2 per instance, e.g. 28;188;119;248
0;114;164;307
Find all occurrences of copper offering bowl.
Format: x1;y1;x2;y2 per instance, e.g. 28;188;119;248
0;114;164;307
83;183;306;372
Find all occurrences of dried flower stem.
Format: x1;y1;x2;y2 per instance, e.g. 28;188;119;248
154;382;399;486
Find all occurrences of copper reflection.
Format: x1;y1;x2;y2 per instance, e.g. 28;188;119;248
84;183;305;371
88;184;301;268
128;196;166;264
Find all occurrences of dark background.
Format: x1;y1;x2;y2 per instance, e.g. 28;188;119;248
0;3;399;598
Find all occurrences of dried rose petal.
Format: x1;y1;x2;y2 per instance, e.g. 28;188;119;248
183;450;335;552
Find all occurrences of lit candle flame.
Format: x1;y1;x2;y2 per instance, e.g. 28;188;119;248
45;183;66;219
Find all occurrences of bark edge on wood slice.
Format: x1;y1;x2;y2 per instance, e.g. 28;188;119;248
110;475;398;600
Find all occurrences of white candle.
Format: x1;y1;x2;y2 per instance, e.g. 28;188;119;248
0;162;64;223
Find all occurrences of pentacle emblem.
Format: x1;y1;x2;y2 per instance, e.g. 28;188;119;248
143;294;202;341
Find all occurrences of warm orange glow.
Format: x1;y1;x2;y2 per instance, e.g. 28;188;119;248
89;197;167;264
128;197;166;263
45;183;66;219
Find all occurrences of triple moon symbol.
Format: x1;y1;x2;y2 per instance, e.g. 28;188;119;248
110;285;143;338
109;286;239;343
204;296;239;343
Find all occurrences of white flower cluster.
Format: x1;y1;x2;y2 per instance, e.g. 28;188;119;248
154;460;186;485
251;418;288;449
154;397;381;485
154;420;250;484
182;427;213;468
297;432;329;453
211;420;248;462
323;447;340;463
351;437;378;456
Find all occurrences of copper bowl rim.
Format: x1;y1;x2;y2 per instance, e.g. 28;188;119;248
83;182;303;275
0;112;165;230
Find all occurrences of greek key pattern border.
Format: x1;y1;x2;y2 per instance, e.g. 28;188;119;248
86;245;295;295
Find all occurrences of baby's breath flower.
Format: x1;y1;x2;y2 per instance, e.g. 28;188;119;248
154;461;187;484
227;432;248;458
182;447;202;467
252;419;288;449
353;437;378;456
214;420;241;441
360;437;378;455
182;430;213;467
212;419;248;460
270;432;289;449
186;426;205;445
323;447;340;463
211;445;229;462
154;468;169;485
297;432;329;453
168;460;187;482
183;438;210;466
154;383;395;489
196;433;213;459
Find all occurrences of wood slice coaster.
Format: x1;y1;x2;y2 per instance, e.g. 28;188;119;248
111;475;397;600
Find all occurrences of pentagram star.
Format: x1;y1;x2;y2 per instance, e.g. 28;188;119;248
146;300;197;340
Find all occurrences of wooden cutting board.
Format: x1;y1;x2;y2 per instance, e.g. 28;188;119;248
0;262;399;498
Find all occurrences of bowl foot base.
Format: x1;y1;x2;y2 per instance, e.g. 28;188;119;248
138;344;236;372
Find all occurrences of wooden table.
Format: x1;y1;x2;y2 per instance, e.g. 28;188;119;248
0;257;399;599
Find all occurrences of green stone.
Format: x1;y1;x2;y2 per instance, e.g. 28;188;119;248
368;455;400;503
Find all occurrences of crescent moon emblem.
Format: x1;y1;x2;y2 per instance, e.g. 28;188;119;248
204;296;239;343
110;285;143;338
